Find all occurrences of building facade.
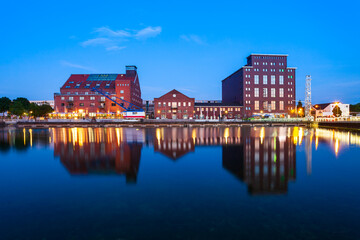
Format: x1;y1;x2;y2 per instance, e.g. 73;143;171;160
222;54;296;117
313;102;350;118
54;66;142;118
154;89;195;119
194;103;242;119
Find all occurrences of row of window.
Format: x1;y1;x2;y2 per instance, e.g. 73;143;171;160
253;88;293;98
253;101;285;111
251;75;294;85
244;68;294;72
157;102;192;107
195;107;241;112
253;56;285;60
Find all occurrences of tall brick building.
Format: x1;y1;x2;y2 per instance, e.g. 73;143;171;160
222;54;296;117
54;66;142;117
154;89;195;119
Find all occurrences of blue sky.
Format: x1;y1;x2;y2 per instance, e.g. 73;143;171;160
1;0;359;104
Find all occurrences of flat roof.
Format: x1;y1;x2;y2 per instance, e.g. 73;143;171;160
249;53;289;56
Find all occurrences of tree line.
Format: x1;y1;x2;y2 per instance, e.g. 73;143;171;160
0;97;53;119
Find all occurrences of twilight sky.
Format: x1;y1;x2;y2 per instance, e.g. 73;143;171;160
1;0;359;104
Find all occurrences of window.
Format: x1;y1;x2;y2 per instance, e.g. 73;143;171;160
90;103;95;107
96;83;100;87
263;88;268;97
69;97;74;101
69;81;74;84
279;75;284;85
183;102;186;107
101;97;105;101
254;88;259;97
271;88;276;97
263;101;268;110
271;101;276;110
178;102;181;106
254;75;259;84
120;90;124;93
280;101;284;110
188;102;191;106
65;86;70;88
173;94;176;97
111;103;116;106
111;97;116;100
263;75;268;84
255;101;259;110
90;97;95;100
279;88;284;98
61;97;65;100
271;75;275;84
163;102;166;107
61;103;65;106
79;103;84;106
85;92;88;95
79;97;84;100
168;102;171;107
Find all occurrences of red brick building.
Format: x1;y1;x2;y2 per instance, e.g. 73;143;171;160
154;89;195;119
194;103;242;119
54;66;142;118
222;54;296;118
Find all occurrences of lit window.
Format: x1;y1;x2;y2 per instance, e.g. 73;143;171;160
188;102;191;106
254;75;259;84
271;88;276;97
90;97;95;100
271;75;275;84
280;101;284;110
263;75;268;84
263;88;268;97
120;90;124;93
61;97;64;100
254;88;259;97
271;101;276;110
279;76;284;85
279;88;284;98
255;101;259;110
79;97;84;100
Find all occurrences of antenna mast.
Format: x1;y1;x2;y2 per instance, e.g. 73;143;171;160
305;75;312;119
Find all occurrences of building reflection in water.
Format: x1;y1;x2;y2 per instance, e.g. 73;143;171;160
52;128;144;183
222;127;296;195
1;126;360;189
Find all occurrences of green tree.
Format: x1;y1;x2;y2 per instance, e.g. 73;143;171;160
296;101;304;117
9;101;26;117
333;105;342;117
0;97;11;116
30;103;53;119
13;97;30;111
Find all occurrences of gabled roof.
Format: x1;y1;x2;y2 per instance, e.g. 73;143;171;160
155;89;194;99
313;103;332;110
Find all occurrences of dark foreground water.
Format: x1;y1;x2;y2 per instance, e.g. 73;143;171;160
0;126;359;240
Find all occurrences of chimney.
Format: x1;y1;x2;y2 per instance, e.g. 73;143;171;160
126;65;137;76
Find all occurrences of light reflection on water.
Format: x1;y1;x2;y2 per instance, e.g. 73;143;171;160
0;126;360;239
1;126;359;192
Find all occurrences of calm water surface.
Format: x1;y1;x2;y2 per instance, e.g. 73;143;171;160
0;126;359;240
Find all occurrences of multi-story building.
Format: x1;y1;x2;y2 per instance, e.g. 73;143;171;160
222;54;296;117
54;66;142;118
154;89;195;119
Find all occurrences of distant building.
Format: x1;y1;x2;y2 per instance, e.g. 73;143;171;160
30;100;55;108
194;103;242;119
142;99;154;119
222;54;296;117
313;102;350;118
154;89;195;119
53;66;142;117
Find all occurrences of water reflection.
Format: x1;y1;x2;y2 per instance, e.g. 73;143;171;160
1;126;360;190
52;128;143;183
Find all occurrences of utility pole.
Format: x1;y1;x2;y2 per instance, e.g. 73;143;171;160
305;75;312;120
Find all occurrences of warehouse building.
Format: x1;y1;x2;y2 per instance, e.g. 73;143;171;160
222;54;296;118
54;66;142;118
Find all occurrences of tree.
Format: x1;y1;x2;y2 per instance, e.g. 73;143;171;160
0;97;11;116
30;103;53;119
9;101;26;117
333;105;342;117
13;97;30;111
296;101;304;117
